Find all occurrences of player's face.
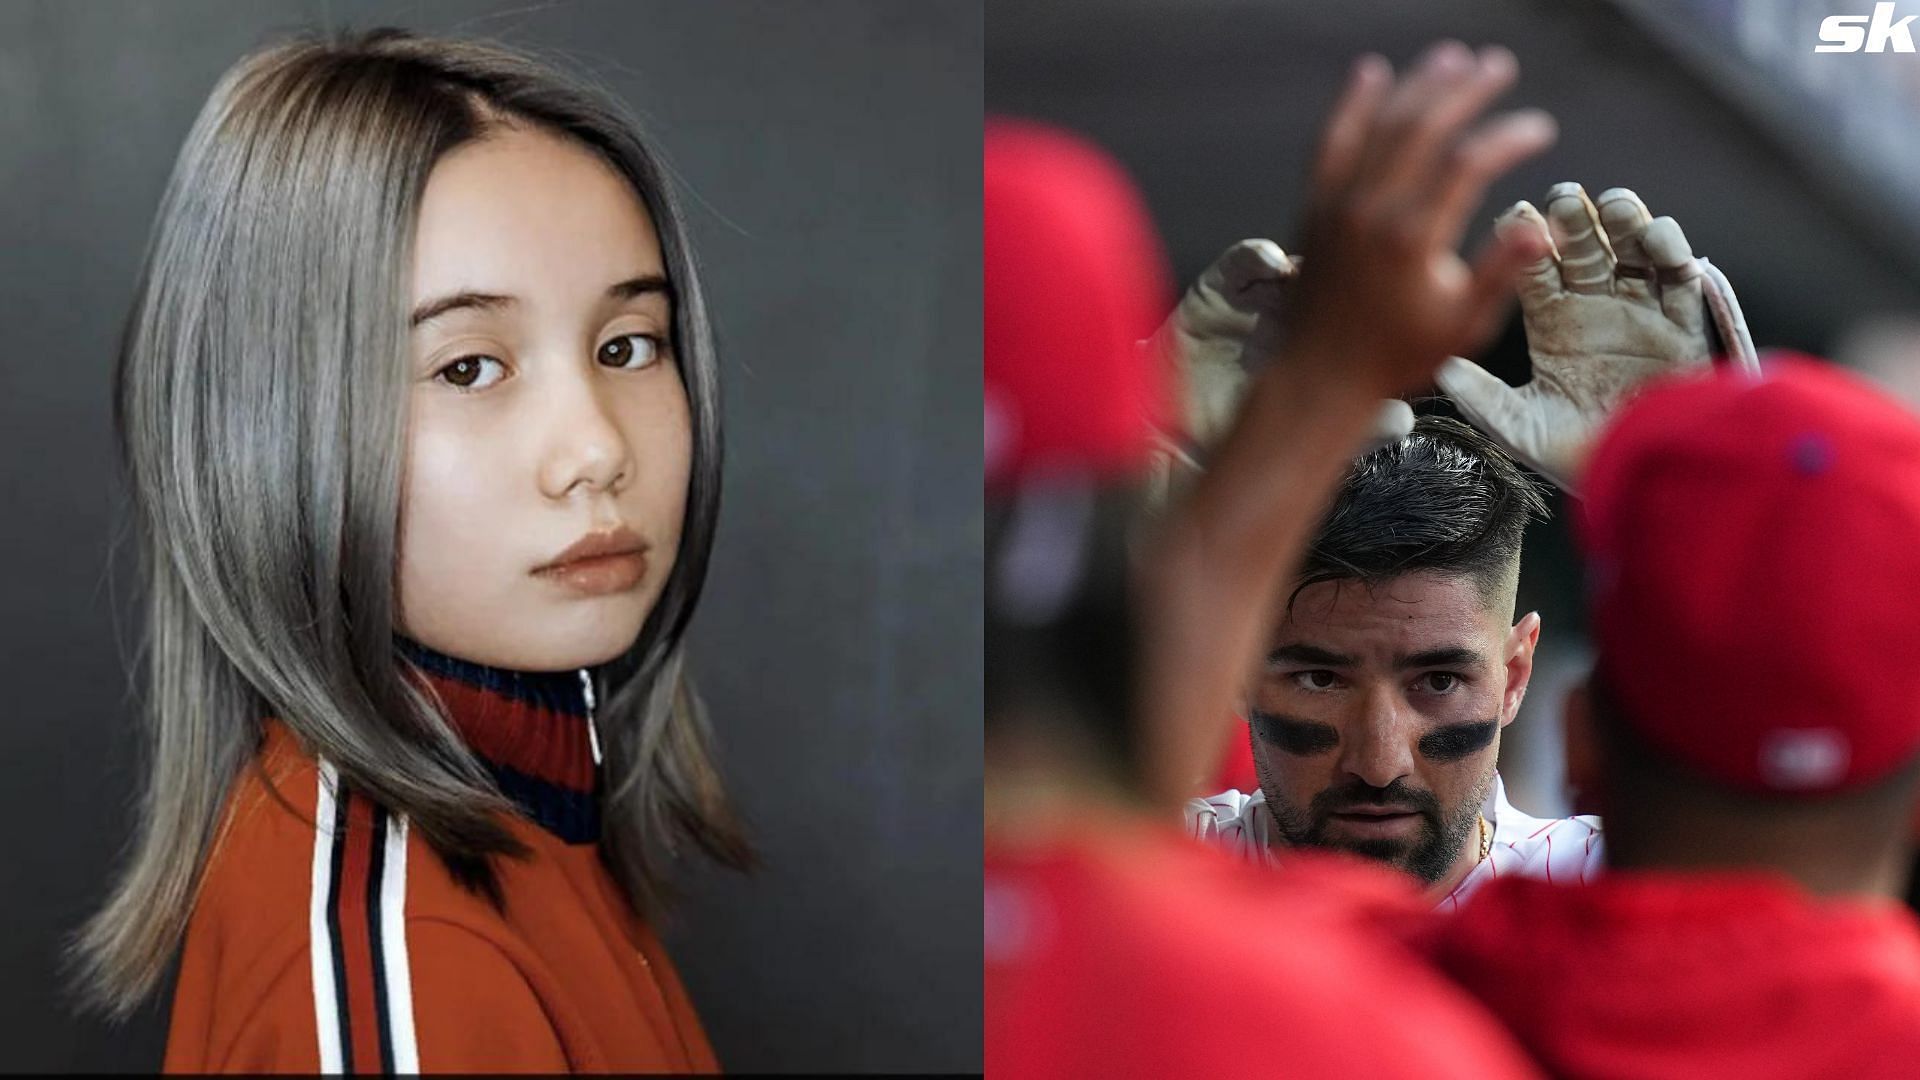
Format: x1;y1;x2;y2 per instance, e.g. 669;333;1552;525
1247;571;1538;886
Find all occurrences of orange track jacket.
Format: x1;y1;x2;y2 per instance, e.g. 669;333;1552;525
163;646;719;1073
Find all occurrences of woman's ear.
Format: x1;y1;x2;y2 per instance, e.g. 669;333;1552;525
1564;676;1604;817
1499;611;1542;727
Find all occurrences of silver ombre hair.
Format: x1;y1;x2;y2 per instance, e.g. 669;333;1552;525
73;29;749;1017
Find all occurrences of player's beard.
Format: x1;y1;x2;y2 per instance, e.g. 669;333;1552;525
1267;771;1491;886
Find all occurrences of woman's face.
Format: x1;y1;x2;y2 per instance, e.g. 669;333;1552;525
397;124;692;671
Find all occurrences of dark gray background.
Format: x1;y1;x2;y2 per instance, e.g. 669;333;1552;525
988;0;1920;818
0;0;980;1072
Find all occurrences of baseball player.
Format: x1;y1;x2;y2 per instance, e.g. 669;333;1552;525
1167;179;1755;907
1427;356;1920;1078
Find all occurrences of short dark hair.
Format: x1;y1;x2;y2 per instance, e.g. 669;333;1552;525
1294;416;1549;608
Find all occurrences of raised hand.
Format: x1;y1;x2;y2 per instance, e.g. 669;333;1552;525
1147;238;1296;449
1147;240;1413;465
1281;43;1557;400
1436;182;1745;491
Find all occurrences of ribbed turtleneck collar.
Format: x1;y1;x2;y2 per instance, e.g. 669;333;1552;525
397;638;601;845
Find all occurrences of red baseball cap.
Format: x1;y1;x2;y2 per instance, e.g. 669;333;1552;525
1578;354;1920;794
984;118;1174;489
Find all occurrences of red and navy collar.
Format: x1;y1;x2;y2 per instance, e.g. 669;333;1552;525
398;639;601;845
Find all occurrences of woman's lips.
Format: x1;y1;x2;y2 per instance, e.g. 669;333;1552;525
533;527;650;596
534;550;649;595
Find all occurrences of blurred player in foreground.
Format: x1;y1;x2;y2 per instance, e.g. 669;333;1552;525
986;41;1557;1077
1422;356;1920;1077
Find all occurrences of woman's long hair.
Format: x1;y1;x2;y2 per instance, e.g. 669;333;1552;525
73;28;751;1018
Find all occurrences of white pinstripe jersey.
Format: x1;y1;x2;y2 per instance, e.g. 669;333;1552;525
1185;773;1605;910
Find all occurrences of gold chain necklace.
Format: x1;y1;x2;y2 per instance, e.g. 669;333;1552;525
1477;815;1493;864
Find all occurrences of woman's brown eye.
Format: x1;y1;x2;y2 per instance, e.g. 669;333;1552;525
598;333;660;370
435;355;505;390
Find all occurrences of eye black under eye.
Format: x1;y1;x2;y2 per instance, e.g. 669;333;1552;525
1250;710;1339;756
1418;720;1499;762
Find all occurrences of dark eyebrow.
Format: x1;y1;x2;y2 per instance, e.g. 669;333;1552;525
607;274;671;301
1267;644;1357;667
409;274;671;329
410;291;514;328
1397;647;1487;671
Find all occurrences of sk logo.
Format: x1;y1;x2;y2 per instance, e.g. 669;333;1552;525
1817;1;1919;51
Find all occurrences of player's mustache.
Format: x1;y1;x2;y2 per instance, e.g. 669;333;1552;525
1310;778;1442;822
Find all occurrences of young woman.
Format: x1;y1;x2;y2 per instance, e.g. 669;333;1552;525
73;29;751;1073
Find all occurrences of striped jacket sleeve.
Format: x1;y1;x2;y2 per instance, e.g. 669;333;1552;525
212;763;572;1074
216;922;570;1073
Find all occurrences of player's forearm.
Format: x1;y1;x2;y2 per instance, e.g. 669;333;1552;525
1135;356;1379;808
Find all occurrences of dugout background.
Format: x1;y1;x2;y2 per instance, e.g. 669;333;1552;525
0;0;981;1071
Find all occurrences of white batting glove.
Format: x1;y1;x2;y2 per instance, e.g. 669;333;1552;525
1145;239;1415;464
1436;183;1757;493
